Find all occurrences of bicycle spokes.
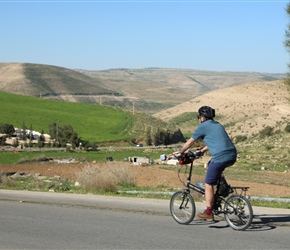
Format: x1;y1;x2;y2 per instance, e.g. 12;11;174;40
224;195;253;230
170;191;196;225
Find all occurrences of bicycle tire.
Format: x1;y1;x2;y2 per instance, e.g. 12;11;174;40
170;190;196;225
224;194;253;230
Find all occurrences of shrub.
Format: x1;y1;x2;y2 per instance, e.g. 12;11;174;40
285;123;290;133
265;145;274;150
0;123;15;136
235;135;247;143
259;126;274;138
76;162;136;192
0;175;16;187
47;179;71;192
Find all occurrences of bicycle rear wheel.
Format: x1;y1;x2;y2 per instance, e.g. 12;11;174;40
224;194;253;230
170;190;196;225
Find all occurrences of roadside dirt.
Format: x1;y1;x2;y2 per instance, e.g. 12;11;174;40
1;162;290;198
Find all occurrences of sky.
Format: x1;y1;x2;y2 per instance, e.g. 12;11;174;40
1;0;289;73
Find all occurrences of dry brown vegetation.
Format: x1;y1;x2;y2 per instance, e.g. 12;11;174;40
75;162;136;192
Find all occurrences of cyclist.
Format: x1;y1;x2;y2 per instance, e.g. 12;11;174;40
177;106;237;220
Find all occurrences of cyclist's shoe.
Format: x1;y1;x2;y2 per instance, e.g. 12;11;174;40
197;211;214;221
196;181;205;189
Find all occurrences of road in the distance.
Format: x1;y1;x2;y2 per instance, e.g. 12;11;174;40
0;191;289;249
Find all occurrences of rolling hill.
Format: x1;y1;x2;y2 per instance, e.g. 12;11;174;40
0;63;121;101
1;62;289;141
79;67;285;112
0;89;186;144
0;90;134;142
0;63;285;114
154;80;290;139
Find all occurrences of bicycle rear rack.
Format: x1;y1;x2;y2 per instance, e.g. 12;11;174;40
230;186;250;197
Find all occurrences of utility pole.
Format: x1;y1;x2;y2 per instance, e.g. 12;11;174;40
56;120;59;147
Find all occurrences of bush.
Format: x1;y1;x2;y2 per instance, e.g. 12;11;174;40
234;135;247;143
0;175;16;187
76;162;136;192
259;126;274;138
47;179;71;192
265;145;274;150
0;124;15;136
285;123;290;133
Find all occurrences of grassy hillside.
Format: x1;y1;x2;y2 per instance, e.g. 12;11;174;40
0;91;132;142
0;90;183;144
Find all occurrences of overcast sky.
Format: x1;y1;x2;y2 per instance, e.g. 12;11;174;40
1;0;289;73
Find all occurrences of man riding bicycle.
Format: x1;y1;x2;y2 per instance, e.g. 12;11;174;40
177;106;237;220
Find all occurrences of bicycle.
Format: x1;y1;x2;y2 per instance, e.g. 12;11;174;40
169;150;253;230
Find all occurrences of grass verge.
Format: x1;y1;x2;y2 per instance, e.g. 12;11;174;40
0;171;289;209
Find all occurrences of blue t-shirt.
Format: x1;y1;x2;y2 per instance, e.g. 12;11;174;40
191;120;237;163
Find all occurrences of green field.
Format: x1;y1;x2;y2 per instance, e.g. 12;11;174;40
0;148;173;165
0;91;132;142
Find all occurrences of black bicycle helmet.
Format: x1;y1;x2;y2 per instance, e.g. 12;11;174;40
198;106;215;120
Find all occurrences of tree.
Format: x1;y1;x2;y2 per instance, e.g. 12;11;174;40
49;122;56;140
28;124;33;148
0;124;15;136
284;3;290;87
37;130;45;148
153;128;173;146
153;129;162;146
0;135;6;146
48;122;81;148
21;122;27;141
48;121;60;147
60;124;80;147
163;130;170;146
12;138;19;148
145;127;152;146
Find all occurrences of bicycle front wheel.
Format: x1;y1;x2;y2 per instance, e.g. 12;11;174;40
224;194;253;230
170;190;196;225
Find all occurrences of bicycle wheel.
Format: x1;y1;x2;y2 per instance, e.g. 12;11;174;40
170;190;196;225
224;194;253;230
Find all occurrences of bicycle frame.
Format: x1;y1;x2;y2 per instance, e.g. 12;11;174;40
182;160;250;213
170;153;253;230
183;160;205;195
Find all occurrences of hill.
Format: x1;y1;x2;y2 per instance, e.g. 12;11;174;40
80;67;285;113
0;91;132;143
1;62;289;141
154;80;290;138
0;63;285;113
0;63;120;101
0;90;185;144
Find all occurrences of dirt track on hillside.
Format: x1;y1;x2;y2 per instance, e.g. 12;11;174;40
1;163;290;198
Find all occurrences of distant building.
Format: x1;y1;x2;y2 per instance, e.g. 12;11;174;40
128;156;154;165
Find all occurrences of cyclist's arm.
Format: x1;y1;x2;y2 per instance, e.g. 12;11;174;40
201;146;208;153
180;138;195;154
180;140;208;155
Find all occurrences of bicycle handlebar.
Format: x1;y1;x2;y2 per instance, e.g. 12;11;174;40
173;150;196;165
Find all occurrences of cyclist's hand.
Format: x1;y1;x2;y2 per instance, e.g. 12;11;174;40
173;152;183;159
195;150;204;158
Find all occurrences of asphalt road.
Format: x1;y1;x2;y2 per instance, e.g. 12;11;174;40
0;190;289;249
